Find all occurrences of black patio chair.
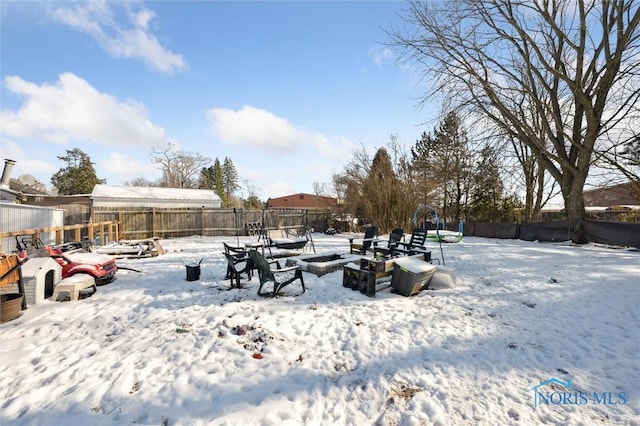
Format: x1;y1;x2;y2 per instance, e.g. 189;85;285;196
395;228;429;256
223;242;252;279
373;228;404;257
248;250;305;297
223;252;252;288
349;226;378;255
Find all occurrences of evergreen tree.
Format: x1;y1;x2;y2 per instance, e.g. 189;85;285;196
50;148;105;195
198;166;215;190
411;112;472;222
222;157;240;207
213;159;224;200
621;135;640;168
468;146;521;222
200;158;233;203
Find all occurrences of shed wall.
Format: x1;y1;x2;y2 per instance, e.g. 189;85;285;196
0;203;64;253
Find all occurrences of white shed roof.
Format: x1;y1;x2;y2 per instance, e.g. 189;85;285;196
91;185;222;208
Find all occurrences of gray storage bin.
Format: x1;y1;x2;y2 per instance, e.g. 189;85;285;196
391;257;436;296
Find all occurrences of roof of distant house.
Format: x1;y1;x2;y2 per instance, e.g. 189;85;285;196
267;192;338;209
583;181;640;207
92;185;222;202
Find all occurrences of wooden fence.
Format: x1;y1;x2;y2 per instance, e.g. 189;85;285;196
91;208;332;240
0;221;119;250
1;208;333;250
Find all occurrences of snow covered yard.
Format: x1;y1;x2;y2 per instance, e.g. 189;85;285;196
1;235;638;425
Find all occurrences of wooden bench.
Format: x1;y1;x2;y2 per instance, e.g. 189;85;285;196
51;274;97;301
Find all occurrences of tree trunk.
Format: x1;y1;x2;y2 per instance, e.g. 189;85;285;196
562;171;588;243
533;166;545;222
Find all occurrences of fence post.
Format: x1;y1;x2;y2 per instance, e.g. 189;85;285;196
99;223;106;245
118;212;123;240
152;208;157;237
201;207;205;236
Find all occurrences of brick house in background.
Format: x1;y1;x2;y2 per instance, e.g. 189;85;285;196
583;182;640;207
268;193;338;209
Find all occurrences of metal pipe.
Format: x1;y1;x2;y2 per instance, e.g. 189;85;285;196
0;159;16;188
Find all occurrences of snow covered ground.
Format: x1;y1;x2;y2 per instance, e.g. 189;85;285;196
1;234;638;425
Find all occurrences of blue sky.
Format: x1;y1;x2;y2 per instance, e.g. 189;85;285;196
1;0;435;199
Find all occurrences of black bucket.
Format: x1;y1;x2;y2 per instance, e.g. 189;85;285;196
186;259;203;281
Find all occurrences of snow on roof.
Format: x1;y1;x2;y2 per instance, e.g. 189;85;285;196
91;185;222;202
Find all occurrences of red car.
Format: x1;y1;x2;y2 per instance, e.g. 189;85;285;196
44;245;118;285
17;237;118;285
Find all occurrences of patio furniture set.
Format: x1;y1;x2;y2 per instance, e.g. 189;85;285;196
223;242;305;297
222;226;438;298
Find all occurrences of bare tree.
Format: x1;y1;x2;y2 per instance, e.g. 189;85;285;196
312;181;327;209
479;86;560;222
390;0;640;226
386;134;418;230
151;143;211;188
361;148;404;233
508;134;556;221
242;179;262;209
122;177;158;187
332;143;373;226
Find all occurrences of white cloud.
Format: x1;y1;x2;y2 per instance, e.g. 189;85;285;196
206;105;356;197
206;106;307;153
206;105;355;161
131;8;154;30
368;45;394;66
0;138;58;180
101;151;157;180
235;165;290;199
314;134;355;162
0;72;168;147
52;1;187;75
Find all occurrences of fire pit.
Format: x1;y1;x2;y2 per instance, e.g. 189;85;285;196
285;252;361;276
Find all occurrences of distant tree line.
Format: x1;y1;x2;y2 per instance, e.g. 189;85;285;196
333;112;523;233
49;143;262;208
388;0;639;228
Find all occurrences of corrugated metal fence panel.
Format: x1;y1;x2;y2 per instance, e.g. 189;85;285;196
0;203;64;253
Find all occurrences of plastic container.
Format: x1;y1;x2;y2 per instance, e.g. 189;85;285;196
391;257;436;296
